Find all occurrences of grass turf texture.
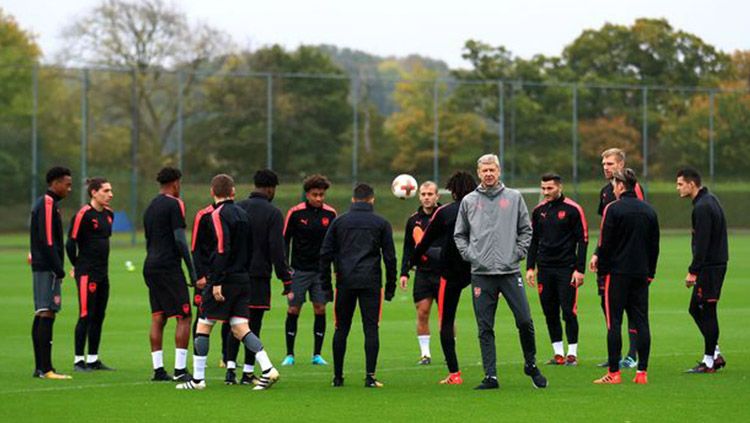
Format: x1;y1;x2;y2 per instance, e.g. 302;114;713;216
0;232;748;422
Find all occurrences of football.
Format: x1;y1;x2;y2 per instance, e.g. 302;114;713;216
391;174;418;199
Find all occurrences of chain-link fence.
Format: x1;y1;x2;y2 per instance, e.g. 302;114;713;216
2;65;749;236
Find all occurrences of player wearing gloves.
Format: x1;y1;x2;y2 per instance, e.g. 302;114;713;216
320;184;397;388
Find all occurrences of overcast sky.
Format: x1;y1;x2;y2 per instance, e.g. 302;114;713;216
4;0;748;69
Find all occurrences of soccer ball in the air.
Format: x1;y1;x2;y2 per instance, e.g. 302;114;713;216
391;174;418;199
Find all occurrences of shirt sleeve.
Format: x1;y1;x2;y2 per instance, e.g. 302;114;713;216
269;209;292;282
208;210;231;285
412;208;445;267
571;206;589;274
453;200;471;262
526;209;539;270
400;216;415;277
689;205;712;274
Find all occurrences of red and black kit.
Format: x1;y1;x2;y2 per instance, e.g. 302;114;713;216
527;194;588;347
66;204;114;359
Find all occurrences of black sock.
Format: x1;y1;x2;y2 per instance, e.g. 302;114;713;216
75;317;89;357
313;314;326;356
627;328;638;359
285;313;298;356
38;316;55;372
32;316;41;371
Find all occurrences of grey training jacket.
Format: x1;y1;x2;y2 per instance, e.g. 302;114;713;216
454;183;532;275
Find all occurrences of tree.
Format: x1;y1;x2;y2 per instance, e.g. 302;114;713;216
385;65;486;181
185;46;352;181
0;8;42;203
59;0;232;169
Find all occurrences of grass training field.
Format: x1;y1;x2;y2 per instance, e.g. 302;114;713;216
1;231;748;422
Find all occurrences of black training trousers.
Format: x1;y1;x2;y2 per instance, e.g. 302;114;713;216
603;274;651;372
332;286;383;378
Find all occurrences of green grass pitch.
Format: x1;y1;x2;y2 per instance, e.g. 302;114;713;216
0;232;748;421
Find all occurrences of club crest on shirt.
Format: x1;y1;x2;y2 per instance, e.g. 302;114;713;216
182;303;190;315
474;286;482;298
321;217;330;227
557;210;566;220
499;199;510;209
88;282;97;293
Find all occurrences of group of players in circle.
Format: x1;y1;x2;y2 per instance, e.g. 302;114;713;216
28;147;728;390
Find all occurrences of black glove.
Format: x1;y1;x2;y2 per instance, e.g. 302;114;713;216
385;282;396;302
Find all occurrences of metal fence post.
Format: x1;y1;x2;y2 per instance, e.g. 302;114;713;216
266;74;273;170
352;77;359;185
709;90;715;184
510;82;517;184
642;86;649;184
572;83;579;195
80;68;89;205
130;69;139;246
31;64;39;207
177;70;184;171
498;81;505;170
433;79;439;183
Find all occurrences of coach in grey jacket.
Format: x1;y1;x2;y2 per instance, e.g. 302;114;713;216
455;154;547;390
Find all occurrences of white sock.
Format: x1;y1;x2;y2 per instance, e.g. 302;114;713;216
227;360;237;370
255;350;273;372
704;355;715;368
567;343;578;357
75;355;85;364
151;350;164;370
243;364;254;374
175;348;188;370
714;345;721;359
193;355;207;380
552;341;564;356
418;335;431;357
86;354;99;364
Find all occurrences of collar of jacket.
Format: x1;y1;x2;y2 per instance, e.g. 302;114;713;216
350;202;374;212
415;203;440;216
548;193;566;205
693;186;708;205
216;199;234;207
249;191;270;201
45;190;62;202
476;183;505;198
620;190;637;199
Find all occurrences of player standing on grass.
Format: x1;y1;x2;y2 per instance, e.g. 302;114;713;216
399;181;441;365
142;167;197;382
525;173;588;367
593;169;659;385
411;171;477;385
589;148;644;369
67;177;115;372
226;169;292;385
281;175;337;367
30;166;73;380
177;174;280;391
454;154;547;390
190;201;221;353
321;184;397;388
676;168;728;374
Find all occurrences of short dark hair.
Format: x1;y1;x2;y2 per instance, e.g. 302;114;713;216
86;177;109;198
46;166;72;185
211;174;235;198
156;167;182;185
540;173;562;183
303;174;331;192
445;171;477;202
254;169;279;188
353;183;374;200
612;168;638;191
677;167;702;187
